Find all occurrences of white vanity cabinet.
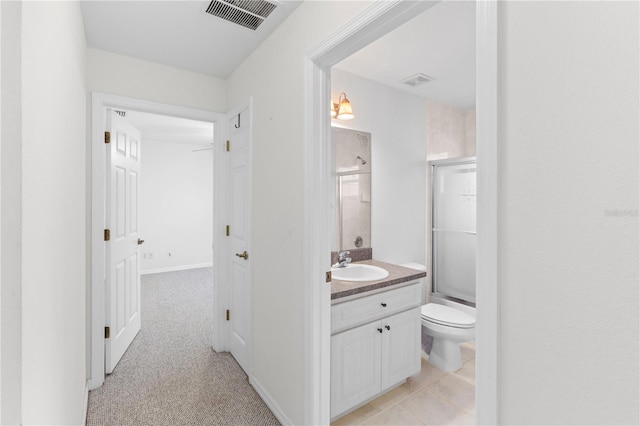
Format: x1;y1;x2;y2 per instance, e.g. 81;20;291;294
331;281;422;419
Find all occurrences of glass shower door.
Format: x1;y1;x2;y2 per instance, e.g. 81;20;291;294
432;158;476;303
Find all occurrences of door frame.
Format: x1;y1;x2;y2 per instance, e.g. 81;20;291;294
89;92;225;389
301;1;499;424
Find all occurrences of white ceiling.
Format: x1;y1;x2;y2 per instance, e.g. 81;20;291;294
81;0;302;77
334;0;476;109
123;110;214;147
82;1;474;109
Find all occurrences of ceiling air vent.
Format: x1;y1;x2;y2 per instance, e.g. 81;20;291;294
205;0;278;31
401;73;435;87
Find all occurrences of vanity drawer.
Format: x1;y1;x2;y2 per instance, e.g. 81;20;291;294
331;281;421;334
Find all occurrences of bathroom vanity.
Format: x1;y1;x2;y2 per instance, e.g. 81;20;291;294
330;260;426;420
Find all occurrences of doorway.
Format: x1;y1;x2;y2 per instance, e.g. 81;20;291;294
89;93;228;389
301;1;498;424
127;110;215;276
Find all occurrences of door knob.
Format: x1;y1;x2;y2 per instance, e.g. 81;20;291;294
137;238;145;245
235;251;249;260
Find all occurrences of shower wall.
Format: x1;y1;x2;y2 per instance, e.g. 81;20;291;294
426;99;476;160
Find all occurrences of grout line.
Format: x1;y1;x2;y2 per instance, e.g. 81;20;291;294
429;375;476;414
408;411;427;426
451;410;476;424
423;386;469;414
356;375;443;425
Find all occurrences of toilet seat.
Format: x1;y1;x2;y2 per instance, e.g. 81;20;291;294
421;304;475;329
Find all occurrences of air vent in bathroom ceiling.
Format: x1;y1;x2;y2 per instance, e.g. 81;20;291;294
205;0;278;31
401;73;435;87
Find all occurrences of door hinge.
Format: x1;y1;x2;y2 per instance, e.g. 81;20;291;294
225;225;230;237
226;140;230;152
226;309;230;321
104;131;111;144
104;326;110;339
104;229;110;241
326;271;332;283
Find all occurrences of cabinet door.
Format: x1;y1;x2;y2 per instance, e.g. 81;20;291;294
381;307;421;390
331;320;382;418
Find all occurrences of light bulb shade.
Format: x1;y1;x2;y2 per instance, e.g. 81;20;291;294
330;101;337;118
336;93;354;120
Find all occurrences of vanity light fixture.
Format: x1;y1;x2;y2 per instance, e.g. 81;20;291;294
331;92;354;120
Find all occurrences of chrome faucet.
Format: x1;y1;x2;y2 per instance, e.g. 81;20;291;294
332;251;352;268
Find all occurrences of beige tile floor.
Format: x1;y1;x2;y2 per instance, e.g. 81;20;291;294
332;342;476;426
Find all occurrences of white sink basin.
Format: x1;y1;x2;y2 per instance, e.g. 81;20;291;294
331;264;389;282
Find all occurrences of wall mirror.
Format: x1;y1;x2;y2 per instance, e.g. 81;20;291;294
333;127;371;251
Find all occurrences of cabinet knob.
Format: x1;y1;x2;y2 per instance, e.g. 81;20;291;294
377;328;383;333
385;325;391;331
381;303;387;307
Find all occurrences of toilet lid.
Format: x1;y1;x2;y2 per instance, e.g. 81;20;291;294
421;304;475;329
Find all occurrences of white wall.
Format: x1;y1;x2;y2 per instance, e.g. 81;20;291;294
140;139;213;273
21;1;87;424
0;5;2;420
331;69;427;265
227;1;373;422
0;4;2;419
86;48;227;113
0;2;22;423
499;1;638;424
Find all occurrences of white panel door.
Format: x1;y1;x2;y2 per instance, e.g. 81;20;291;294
331;321;382;419
227;106;251;374
380;308;421;390
105;109;142;374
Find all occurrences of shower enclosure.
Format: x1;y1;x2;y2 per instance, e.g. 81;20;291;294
431;157;476;304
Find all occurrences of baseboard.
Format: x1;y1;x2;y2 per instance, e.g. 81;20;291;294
249;376;293;426
82;380;89;426
141;263;213;275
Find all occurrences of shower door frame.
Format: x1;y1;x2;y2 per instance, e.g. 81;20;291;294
430;156;477;306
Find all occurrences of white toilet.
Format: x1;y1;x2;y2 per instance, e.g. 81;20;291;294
420;302;475;372
401;263;476;372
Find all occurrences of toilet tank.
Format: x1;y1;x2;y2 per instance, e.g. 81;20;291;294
428;294;476;319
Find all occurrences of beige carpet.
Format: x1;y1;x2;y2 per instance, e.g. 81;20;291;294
86;268;280;426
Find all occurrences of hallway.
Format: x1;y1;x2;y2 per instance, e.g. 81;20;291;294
86;268;279;425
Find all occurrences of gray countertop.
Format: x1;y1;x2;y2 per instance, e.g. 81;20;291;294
331;259;427;300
